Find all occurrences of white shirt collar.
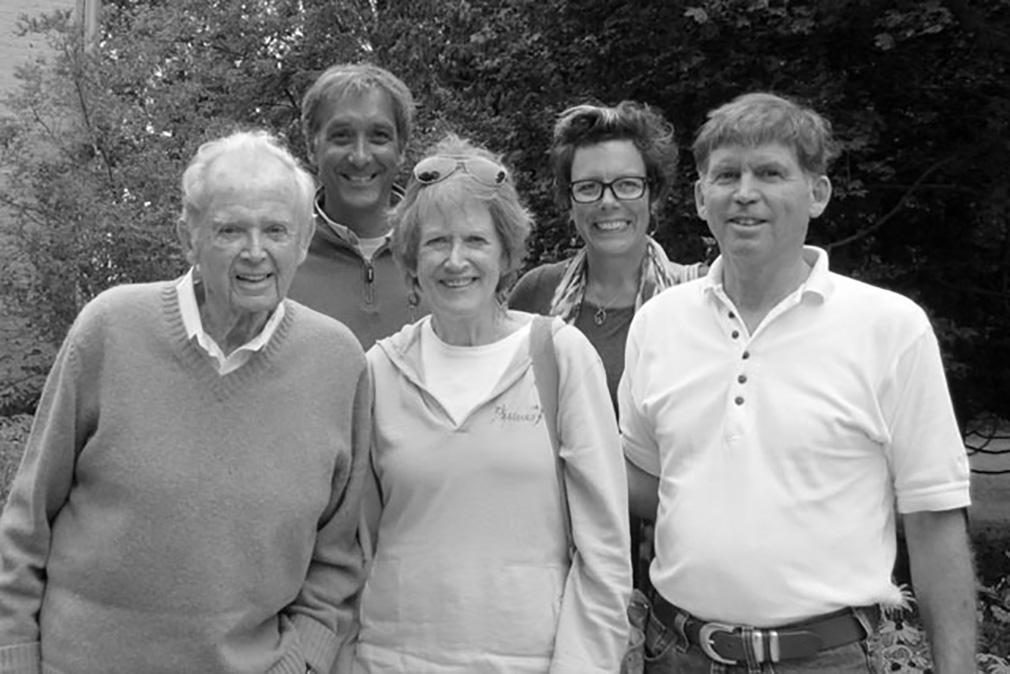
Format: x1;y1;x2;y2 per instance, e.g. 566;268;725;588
703;245;834;300
176;268;286;375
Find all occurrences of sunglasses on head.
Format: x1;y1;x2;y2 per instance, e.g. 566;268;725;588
413;155;509;187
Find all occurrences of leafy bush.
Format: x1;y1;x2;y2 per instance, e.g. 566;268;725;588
0;414;31;508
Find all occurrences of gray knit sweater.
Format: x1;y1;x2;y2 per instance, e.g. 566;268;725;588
0;281;370;674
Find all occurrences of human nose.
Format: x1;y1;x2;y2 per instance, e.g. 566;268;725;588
733;172;759;202
349;135;371;166
598;183;620;206
445;239;466;268
243;229;266;260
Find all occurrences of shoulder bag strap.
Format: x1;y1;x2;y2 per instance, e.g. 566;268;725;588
529;315;574;558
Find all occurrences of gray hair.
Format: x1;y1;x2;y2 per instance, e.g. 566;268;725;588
179;130;316;237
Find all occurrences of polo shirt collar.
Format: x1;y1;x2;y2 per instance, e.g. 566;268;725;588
703;245;835;301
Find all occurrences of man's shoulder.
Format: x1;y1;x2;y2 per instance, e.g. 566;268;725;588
79;280;172;323
828;272;930;325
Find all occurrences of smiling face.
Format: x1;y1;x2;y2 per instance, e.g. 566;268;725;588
414;195;505;337
178;152;311;346
309;87;403;226
569;139;652;260
695;141;831;270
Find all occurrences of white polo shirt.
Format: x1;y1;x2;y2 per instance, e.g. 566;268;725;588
619;246;970;626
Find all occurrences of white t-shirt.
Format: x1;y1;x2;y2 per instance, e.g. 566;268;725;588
419;319;530;424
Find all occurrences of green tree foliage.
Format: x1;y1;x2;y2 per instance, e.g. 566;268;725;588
1;0;1008;423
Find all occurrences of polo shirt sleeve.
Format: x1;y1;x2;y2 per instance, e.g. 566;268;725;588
619;311;662;476
884;324;971;514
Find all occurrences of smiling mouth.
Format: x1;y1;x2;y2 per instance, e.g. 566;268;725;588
595;220;631;232
236;272;273;284
341;172;380;184
441;278;476;288
728;217;765;227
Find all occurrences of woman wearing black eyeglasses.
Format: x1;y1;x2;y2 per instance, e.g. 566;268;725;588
352;134;632;673
509;102;704;596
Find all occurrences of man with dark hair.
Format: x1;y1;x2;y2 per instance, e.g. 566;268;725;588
288;63;428;348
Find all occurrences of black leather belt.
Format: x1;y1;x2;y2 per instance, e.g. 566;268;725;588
650;593;876;665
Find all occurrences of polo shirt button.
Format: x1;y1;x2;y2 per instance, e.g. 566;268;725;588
742;351;750;360
731;330;740;339
735;396;745;405
738;374;747;384
729;312;736;319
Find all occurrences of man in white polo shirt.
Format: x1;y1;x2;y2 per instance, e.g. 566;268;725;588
619;92;974;673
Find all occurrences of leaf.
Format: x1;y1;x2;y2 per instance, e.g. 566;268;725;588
875;32;895;50
684;7;708;24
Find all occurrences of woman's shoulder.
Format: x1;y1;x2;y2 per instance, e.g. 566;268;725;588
509;259;571;313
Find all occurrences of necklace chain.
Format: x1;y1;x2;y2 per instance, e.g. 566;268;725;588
590;284;631;325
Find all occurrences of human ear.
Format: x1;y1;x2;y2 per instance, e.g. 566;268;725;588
809;175;832;218
694;179;707;219
296;218;316;265
176;218;197;266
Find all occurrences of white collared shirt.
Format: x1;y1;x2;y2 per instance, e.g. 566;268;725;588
620;246;969;624
176;269;286;375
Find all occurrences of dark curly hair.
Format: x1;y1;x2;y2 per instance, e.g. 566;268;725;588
550;100;678;211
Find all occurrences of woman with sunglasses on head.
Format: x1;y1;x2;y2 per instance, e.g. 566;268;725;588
509;101;704;589
354;134;631;674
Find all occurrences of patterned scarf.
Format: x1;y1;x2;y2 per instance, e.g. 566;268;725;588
548;237;691;323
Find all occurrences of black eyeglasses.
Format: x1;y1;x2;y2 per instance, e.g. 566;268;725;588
569;176;648;204
413;155;509;187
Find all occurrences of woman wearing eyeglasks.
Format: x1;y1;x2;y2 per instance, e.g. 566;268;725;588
509;101;705;593
354;134;632;674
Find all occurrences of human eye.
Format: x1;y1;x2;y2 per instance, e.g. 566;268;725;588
371;126;395;144
265;223;291;240
710;168;739;184
422;234;449;249
572;180;601;200
215;223;242;239
327;127;353;144
614;177;645;197
756;165;786;180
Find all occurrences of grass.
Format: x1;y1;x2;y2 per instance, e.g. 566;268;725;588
0;413;1008;672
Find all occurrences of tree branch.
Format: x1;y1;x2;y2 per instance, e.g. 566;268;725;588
826;155;958;250
63;41;116;190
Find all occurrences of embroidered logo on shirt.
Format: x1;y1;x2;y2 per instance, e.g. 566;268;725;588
493;404;544;425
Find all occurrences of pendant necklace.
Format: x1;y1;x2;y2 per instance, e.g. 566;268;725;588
591;285;629;325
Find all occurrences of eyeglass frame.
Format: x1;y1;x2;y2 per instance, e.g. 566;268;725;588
568;176;650;204
412;155;509;187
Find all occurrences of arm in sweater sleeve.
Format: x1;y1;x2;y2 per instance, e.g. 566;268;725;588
286;363;371;674
0;318;98;674
549;325;632;674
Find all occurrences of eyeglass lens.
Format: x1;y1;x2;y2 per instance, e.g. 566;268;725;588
571;177;647;203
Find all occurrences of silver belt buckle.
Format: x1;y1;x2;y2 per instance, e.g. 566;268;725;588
698;622;738;665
